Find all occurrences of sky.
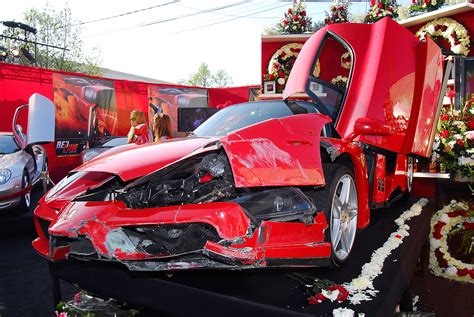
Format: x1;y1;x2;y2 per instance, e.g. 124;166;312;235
1;1;377;86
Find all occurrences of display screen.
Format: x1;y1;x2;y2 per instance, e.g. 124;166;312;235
178;107;219;132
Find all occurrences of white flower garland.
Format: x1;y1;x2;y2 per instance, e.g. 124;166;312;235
429;200;474;283
342;198;429;305
267;43;304;74
416;18;470;56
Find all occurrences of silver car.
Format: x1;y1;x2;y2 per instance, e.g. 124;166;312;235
0;133;48;210
0;94;55;211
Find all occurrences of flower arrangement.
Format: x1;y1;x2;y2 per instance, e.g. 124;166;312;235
416;18;470;56
308;279;349;304
364;0;398;23
263;43;303;93
429;200;474;283
325;0;351;25
277;1;313;34
409;0;445;14
331;75;348;89
341;52;352;69
432;99;474;179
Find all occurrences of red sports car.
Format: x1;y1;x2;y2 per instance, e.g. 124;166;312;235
33;18;447;271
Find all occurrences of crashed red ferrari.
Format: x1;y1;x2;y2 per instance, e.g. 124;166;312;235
33;18;447;271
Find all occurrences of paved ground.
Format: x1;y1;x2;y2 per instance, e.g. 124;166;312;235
0;185;472;316
0;187;77;317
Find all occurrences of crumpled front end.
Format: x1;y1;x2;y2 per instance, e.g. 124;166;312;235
34;147;330;271
43;196;330;271
33;115;332;271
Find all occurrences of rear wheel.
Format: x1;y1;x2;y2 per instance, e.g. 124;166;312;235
315;164;358;267
19;172;30;211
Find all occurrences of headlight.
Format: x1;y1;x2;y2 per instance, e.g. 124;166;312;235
46;171;84;200
82;150;99;163
232;187;316;223
0;169;11;185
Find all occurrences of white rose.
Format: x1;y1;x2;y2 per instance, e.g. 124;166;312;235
322;289;340;302
430;238;441;248
446;266;457;276
333;307;355;317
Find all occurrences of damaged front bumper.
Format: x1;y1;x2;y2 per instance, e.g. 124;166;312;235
33;199;331;271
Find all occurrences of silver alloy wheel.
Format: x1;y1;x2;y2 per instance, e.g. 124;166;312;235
330;174;358;262
22;173;30;208
407;157;414;193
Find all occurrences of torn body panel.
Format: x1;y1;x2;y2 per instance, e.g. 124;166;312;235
221;113;331;188
38;197;330;270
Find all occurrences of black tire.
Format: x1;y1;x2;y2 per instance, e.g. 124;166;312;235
314;163;358;268
19;171;31;212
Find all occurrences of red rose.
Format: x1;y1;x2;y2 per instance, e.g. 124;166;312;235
412;0;416;4
433;221;446;240
441;25;447;32
293;14;299;21
371;0;376;6
315;293;327;303
329;285;349;302
288;8;292;14
440;129;449;138
302;20;307;26
278;70;285;77
440;114;450;121
308;296;318;305
388;7;393;12
377;2;384;8
464;222;474;230
300;10;306;16
447;210;468;218
339;6;344;10
468;117;474;129
434;25;440;31
434;248;448;268
458;268;469;276
283;20;289;25
469;270;474;279
280;51;286;58
424;0;430;4
456;139;464;146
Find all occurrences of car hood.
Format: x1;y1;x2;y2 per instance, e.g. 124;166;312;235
0;151;23;170
76;137;218;181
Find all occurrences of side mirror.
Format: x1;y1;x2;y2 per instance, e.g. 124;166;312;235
351;117;391;139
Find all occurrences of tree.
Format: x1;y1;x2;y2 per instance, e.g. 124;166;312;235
1;5;102;76
179;63;233;88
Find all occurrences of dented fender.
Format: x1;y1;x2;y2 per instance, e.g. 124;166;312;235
221;113;331;188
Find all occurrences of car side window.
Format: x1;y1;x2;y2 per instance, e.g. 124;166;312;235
307;33;353;124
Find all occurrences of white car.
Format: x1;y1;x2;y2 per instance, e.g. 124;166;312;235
0;94;55;211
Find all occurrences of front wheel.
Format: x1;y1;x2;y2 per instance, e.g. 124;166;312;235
315;164;358;267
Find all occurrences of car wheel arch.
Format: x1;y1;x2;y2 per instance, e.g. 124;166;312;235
318;141;370;230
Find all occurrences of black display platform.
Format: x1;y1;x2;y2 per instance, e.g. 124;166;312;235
50;197;434;317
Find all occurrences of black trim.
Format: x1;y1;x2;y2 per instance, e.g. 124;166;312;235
305;30;355;126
